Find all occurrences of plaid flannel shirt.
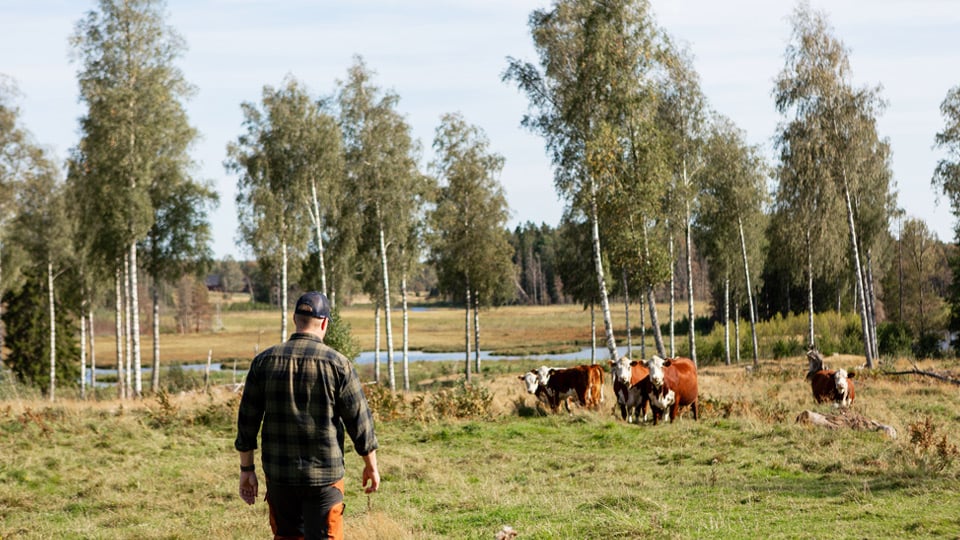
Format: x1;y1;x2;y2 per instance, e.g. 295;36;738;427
235;333;378;486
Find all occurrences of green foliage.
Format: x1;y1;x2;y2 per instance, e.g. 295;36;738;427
364;381;494;423
1;272;79;393
325;305;360;361
878;321;913;357
772;337;804;360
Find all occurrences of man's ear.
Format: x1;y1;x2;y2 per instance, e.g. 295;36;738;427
320;317;329;331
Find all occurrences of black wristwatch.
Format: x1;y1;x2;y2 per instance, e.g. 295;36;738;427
240;464;255;472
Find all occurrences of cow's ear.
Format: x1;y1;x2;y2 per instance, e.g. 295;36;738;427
847;372;856;379
518;375;524;380
662;359;672;367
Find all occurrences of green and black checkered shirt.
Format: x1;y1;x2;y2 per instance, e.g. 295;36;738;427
235;332;378;486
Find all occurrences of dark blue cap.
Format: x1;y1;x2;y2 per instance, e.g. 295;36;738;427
294;291;331;319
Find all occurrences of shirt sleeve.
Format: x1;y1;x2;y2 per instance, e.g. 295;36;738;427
336;364;379;456
234;359;266;452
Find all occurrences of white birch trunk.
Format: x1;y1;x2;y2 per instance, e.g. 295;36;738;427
123;259;132;399
622;270;632;359
473;291;481;373
685;205;697;366
151;285;160;393
129;242;142;398
80;300;87;400
464;284;472;382
639;293;646;360
281;238;288;342
738;217;760;368
89;310;97;394
401;273;410;391
642;222;666;357
48;261;56;402
841;182;873;368
806;232;815;348
115;266;125;400
589;185;618;361
734;304;742;364
668;233;676;357
374;302;381;383
309;181;328;295
377;222;395;391
723;275;731;366
590;303;596;365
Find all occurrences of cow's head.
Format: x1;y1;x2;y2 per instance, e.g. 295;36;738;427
519;371;539;394
610;357;632;384
645;355;671;389
834;369;854;398
535;365;554;386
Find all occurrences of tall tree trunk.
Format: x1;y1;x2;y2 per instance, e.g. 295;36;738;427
589;185;618;360
734;303;742;364
0;247;4;371
377;222;395;391
89;309;97;396
473;291;481;373
48;261;56;402
129;242;142;398
641;222;666;357
464;282;472;383
80;300;87;400
866;249;879;359
115;266;125;400
622;269;632;359
123;258;132;399
151;284;160;393
723;274;731;366
840;180;874;368
806;231;815;348
738;217;760;368
374;301;381;384
401;273;410;391
280;238;288;342
684;208;697;365
590;303;597;364
309;181;328;295
647;286;666;358
639;293;646;360
668;233;676;357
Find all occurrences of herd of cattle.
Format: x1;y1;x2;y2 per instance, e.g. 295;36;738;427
518;348;856;423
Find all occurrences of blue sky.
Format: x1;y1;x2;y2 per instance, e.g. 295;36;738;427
2;0;958;259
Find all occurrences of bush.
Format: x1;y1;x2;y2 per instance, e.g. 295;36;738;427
877;322;913;358
771;338;803;360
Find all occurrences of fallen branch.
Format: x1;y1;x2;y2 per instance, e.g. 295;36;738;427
795;410;897;439
884;367;960;386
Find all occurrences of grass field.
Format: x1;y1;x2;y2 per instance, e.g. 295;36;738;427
4;303;960;538
2;351;960;539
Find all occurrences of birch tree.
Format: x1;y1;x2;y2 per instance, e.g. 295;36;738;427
932;84;960;341
337;57;422;390
429;113;512;381
71;0;198;396
696;117;769;367
506;0;668;361
773;3;894;366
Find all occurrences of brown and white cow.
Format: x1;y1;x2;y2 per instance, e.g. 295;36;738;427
644;355;698;425
609;357;650;423
520;364;603;414
806;349;856;407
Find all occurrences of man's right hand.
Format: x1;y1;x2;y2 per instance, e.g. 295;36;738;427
239;471;258;504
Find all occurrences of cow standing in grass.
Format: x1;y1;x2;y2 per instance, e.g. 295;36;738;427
806;349;855;407
644;355;698;425
519;364;603;414
609;357;650;423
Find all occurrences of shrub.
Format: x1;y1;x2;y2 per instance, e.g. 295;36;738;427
907;416;959;473
771;338;803;360
877;322;913;358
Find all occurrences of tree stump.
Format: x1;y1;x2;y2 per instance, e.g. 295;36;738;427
795;410;897;439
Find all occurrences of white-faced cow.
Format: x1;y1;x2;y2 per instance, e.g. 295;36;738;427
609;357;650;423
520;364;603;414
805;349;856;407
644;355;698;425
